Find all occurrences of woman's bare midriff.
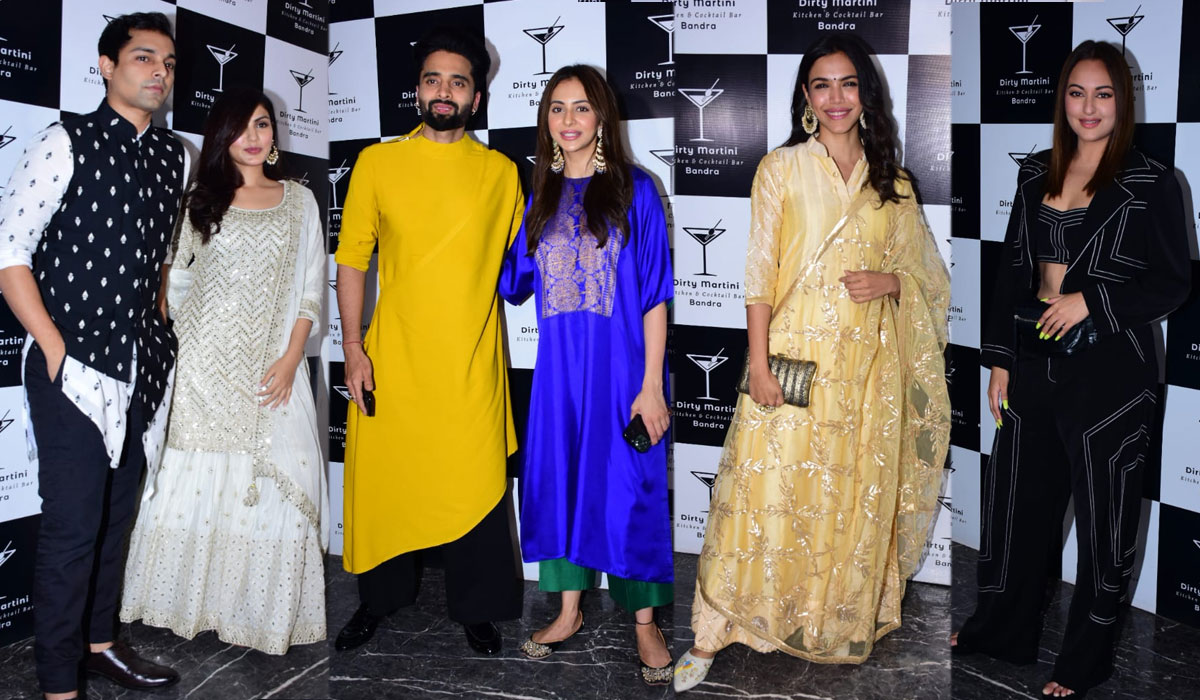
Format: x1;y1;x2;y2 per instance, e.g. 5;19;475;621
1038;262;1067;300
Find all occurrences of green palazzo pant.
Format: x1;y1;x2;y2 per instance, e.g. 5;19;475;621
539;558;672;611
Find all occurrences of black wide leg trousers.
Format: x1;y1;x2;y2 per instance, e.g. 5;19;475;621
960;328;1156;691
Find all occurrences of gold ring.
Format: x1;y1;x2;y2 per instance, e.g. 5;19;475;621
760;404;775;413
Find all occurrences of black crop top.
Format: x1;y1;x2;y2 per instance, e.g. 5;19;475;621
1034;203;1088;264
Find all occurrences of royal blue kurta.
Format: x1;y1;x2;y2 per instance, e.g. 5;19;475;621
500;167;674;583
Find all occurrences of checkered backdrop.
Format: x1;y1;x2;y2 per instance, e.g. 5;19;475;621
951;0;1200;624
667;0;953;586
0;0;330;646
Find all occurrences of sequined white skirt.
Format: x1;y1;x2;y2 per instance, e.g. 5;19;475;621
120;383;327;655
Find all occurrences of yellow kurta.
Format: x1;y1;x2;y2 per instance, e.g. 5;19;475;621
335;127;523;574
692;138;950;663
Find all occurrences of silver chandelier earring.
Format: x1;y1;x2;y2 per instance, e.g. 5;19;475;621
550;140;565;173
802;103;818;135
592;125;606;174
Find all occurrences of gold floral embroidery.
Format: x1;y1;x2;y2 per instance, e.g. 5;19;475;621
536;183;621;318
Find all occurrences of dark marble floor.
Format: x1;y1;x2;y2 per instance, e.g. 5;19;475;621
2;553;949;700
0;575;331;700
951;543;1200;699
670;553;950;700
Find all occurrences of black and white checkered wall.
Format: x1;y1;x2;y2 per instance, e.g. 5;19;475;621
951;0;1200;624
666;0;954;585
0;0;330;646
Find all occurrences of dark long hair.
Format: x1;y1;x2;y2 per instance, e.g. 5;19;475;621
1046;41;1134;198
184;88;283;244
525;65;632;254
782;32;908;205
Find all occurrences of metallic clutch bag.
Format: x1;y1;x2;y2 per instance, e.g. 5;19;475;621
736;351;817;408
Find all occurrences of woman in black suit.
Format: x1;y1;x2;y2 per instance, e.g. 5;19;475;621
954;40;1190;698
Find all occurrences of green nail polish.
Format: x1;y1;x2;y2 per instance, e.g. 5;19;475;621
1039;297;1049;302
1036;322;1042;330
1002;399;1009;410
1038;332;1046;340
1055;335;1062;341
996;419;1003;428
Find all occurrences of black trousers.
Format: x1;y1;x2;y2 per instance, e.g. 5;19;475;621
27;343;148;693
357;493;523;625
960;328;1155;690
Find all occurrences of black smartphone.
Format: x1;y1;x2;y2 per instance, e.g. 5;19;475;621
362;389;375;417
623;414;651;453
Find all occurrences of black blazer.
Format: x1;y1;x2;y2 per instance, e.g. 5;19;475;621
981;148;1191;370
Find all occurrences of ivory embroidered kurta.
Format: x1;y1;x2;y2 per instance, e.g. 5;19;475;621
335;129;524;573
121;180;328;654
691;138;951;663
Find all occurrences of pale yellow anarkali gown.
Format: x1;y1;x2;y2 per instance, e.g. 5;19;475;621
691;137;950;663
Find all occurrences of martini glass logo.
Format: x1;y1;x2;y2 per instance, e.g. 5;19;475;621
679;79;723;143
649;148;674;194
523;16;565;76
1008;15;1040;75
329;42;343;95
683;219;725;276
0;126;16;152
290;68;316;113
1106;5;1143;56
207;44;238;93
0;540;13;569
647;14;674;66
691;471;717;512
328;160;350;210
1007;144;1037;168
687;348;728;402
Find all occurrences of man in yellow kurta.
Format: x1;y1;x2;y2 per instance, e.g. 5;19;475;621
332;27;524;655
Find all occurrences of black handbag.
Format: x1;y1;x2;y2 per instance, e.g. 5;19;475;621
1013;300;1098;357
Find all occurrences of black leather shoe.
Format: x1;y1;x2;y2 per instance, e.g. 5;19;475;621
463;622;502;655
335;604;383;651
84;640;179;690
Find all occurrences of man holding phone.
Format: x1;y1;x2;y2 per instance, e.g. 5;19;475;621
332;26;524;655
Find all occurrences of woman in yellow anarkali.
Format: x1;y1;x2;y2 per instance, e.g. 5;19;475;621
674;33;951;691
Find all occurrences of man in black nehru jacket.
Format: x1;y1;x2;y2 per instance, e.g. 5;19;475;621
0;13;187;700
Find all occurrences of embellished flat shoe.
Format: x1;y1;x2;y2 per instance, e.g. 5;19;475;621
673;649;714;692
636;621;673;686
519;613;584;659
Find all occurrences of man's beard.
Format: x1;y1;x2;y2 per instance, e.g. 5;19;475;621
422;99;470;131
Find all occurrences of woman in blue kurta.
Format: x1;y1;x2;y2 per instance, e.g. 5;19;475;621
499;65;674;685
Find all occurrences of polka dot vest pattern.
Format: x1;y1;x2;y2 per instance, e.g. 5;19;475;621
33;101;185;417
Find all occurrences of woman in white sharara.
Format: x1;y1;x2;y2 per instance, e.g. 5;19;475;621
120;88;327;654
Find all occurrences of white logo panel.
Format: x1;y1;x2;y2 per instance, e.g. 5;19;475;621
979;122;1054;242
503;298;539;371
328;18;381;141
766;54;801;151
908;0;952;56
672;442;722;555
913;468;952;585
177;0;268;34
483;0;606;130
1159;385;1200;513
264;37;328;159
0;387;38;521
950;1;980;124
624;117;674;198
670;194;749;330
1072;0;1182;124
0;103;60;186
675;0;767;55
949;445;980;550
950;237;980;348
326;460;343;556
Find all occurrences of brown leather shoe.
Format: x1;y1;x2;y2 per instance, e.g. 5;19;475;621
84;640;179;690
